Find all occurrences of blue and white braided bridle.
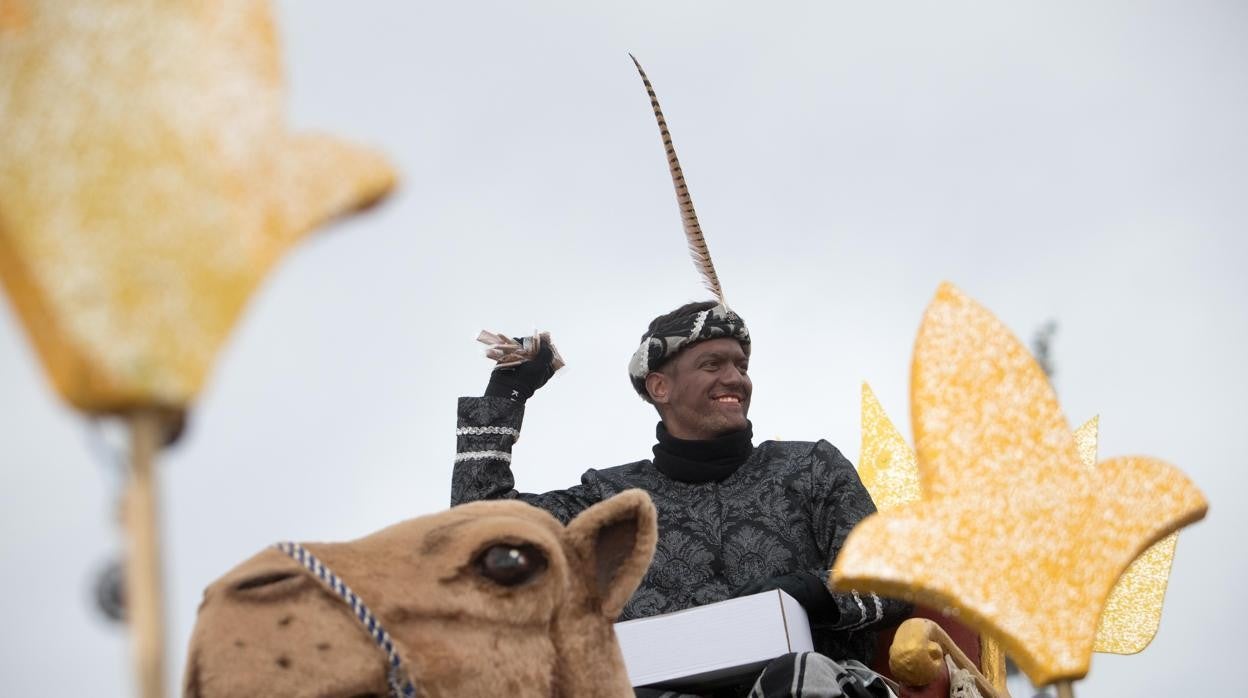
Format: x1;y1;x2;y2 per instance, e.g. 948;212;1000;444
274;542;418;698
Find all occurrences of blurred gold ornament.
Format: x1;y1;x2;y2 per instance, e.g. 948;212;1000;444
857;383;921;512
835;283;1206;686
858;382;1008;692
858;395;1183;658
1072;418;1182;655
0;0;396;413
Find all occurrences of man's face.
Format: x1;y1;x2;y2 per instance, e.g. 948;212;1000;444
648;337;752;440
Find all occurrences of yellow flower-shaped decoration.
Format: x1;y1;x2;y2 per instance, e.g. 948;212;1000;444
859;390;1184;658
835;283;1206;686
0;0;396;413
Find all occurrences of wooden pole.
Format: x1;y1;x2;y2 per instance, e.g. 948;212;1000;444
125;410;166;698
1054;680;1075;698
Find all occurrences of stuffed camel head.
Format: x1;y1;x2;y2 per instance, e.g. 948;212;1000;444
184;490;657;697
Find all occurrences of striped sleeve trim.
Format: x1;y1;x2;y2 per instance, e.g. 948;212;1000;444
844;590;884;631
455;426;520;439
454;450;512;463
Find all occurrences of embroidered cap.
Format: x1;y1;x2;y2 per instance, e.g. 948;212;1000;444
628;303;750;401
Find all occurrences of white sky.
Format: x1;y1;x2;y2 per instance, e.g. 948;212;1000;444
2;1;1246;694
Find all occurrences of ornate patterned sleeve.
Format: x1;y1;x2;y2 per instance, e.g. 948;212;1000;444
451;396;603;523
808;440;912;630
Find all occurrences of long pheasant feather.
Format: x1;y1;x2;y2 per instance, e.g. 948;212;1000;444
630;54;726;307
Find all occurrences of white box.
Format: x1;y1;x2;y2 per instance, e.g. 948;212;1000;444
614;590;814;688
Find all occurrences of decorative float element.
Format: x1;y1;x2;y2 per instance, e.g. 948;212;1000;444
859;391;1184;661
835;284;1206;691
0;2;397;695
0;0;395;412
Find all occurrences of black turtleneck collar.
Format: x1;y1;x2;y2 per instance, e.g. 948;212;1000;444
652;421;755;483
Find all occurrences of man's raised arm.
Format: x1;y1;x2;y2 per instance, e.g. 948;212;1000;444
450;338;602;523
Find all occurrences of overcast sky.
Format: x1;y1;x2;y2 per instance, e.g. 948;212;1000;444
2;1;1246;695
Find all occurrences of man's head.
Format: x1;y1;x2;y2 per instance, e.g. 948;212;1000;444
628;301;752;440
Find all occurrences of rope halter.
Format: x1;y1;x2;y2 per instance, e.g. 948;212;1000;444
274;541;418;698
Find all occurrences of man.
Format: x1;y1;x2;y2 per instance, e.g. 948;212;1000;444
452;301;907;697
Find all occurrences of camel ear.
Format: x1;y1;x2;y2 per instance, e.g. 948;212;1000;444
564;489;658;619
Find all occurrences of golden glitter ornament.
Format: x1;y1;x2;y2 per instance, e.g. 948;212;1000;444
0;4;396;695
1072;417;1183;655
834;283;1207;686
858;383;921;513
0;0;397;413
857;382;1009;692
858;397;1184;659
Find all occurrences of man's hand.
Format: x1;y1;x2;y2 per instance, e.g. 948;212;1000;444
485;341;558;402
734;571;840;627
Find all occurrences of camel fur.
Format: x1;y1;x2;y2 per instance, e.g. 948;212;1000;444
184;489;657;697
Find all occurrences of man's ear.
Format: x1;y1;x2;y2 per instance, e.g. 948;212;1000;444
645;371;670;405
563;490;658;619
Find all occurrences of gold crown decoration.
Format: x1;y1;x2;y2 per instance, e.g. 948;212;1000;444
837;283;1207;687
859;391;1185;659
0;0;397;413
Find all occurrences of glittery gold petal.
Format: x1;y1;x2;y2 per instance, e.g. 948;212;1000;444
0;0;396;412
910;283;1080;499
1095;532;1179;654
1072;416;1184;655
858;382;1008;689
859;383;922;511
278;134;396;242
834;454;1206;685
1073;416;1099;469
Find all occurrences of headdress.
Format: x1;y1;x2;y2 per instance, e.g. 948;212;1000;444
627;56;750;400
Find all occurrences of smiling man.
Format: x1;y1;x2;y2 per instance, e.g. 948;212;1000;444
451;301;907;697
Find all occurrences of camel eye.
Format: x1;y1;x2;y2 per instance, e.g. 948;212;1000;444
476;544;547;587
234;572;298;592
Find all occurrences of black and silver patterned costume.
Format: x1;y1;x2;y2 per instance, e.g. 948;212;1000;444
452;396;909;664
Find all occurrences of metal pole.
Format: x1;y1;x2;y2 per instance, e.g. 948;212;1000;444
126;410;166;698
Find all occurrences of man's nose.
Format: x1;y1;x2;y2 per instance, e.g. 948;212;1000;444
719;365;746;386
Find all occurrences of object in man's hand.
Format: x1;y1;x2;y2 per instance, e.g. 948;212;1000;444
734;571;840;627
477;330;567;371
480;332;563;401
614;590;813;689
